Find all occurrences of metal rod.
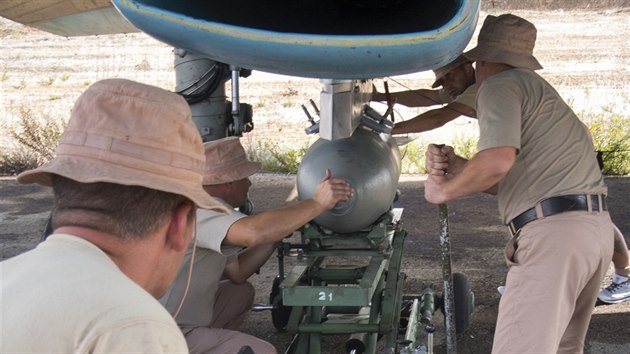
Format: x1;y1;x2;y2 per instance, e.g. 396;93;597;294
427;326;434;354
309;99;320;115
302;104;315;124
230;65;240;134
296;322;380;334
403;298;419;348
345;306;370;353
382;99;398;124
439;203;457;354
383;81;395;122
380;230;408;350
230;66;240;114
250;304;274;311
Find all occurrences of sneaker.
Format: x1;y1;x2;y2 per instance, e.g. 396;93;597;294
598;273;630;304
497;286;505;296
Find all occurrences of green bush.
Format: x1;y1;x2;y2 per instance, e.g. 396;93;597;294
399;141;426;174
9;107;65;161
1;106;627;177
253;141;309;174
451;134;478;160
397;134;477;174
397;111;629;176
0;107;66;175
0;148;43;176
587;112;630;175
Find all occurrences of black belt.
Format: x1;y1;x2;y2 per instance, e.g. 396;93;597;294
508;194;607;235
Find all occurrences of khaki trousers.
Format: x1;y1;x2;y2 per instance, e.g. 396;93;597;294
492;211;614;354
185;281;277;354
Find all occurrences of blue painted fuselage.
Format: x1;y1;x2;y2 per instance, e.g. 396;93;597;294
112;0;480;79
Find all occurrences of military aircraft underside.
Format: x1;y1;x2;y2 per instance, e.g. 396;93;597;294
1;1;480;353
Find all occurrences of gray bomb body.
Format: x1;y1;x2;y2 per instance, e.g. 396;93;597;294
297;128;401;233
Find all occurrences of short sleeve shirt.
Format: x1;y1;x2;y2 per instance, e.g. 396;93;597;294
476;69;606;224
2;234;188;353
160;200;247;329
453;83;479;113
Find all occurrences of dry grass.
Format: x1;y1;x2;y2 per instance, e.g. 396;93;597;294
1;5;629;172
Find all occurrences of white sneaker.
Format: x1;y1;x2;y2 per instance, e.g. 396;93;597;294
497;286;505;296
598;273;630;304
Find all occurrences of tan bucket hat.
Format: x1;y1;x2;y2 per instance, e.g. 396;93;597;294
431;54;472;88
17;79;228;212
202;137;261;185
464;14;543;70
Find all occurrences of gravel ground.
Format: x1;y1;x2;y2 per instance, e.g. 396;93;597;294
2;174;629;353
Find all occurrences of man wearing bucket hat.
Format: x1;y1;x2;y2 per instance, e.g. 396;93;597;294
380;51;630;307
161;137;353;354
423;14;614;353
1;79;228;353
371;54;478;134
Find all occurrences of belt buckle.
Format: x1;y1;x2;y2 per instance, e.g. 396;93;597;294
595;194;606;212
589;194;606;212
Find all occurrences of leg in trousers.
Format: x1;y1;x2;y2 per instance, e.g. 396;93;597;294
186;326;277;354
211;280;255;330
492;212;613;353
557;213;614;353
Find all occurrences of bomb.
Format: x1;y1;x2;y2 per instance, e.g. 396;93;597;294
297;128;401;233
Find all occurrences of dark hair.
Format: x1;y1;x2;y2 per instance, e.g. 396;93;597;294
50;175;195;239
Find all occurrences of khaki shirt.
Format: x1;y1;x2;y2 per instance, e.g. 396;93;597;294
160;199;246;329
476;68;606;224
2;235;188;353
453;83;479;114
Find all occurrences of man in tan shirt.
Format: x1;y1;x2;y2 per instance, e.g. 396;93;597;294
374;53;630;306
161;137;353;354
372;54;477;134
424;14;615;353
2;79;227;353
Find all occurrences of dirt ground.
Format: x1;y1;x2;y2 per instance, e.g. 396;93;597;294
1;3;630;354
1;175;629;353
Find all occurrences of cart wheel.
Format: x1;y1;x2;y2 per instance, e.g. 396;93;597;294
269;275;291;331
453;272;473;334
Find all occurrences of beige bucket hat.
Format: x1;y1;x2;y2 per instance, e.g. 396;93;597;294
431;54;472;88
17;79;228;213
464;14;543;70
202;137;261;185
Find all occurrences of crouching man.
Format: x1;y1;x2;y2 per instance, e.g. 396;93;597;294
161;137;353;354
